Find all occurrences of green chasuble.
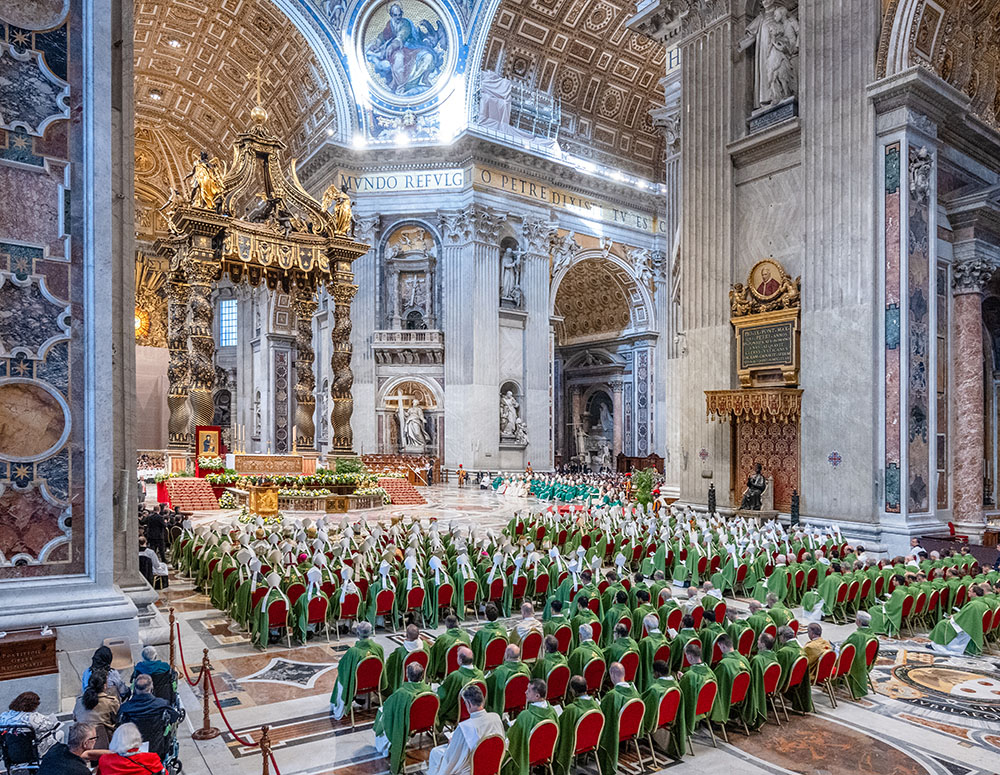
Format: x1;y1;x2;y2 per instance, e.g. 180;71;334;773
745;613;774;641
292;590;330;644
678;663;716;737
598;683;643;775
637;632;669;693
747;650;781;728
436;664;486;729
929;599;990;655
251;588;289;649
752;567;790;604
422;569;454;630
775;643;812;713
502;702;559;775
698;622;726;657
570;611;600;649
766;604;794;628
671;628;699;672
840;627;876;699
568;641;605;677
640;677;685;760
531;651;568;681
553;696;601;775
209;554;235;610
366;577;399;629
231;576;261;627
543;613;571;638
428;627;472;681
330;639;386;715
657;600;681;630
472;622;509;670
373;681;433;774
605;636;640;668
631;604;657;640
601;583;628;612
385;641;429;693
867;587;909;637
710;651;752;724
485;661;531;715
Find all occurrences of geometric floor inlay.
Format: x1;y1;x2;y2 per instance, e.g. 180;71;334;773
240;658;338;690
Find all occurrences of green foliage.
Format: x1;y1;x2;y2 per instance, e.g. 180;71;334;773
334;457;366;475
632;467;656;505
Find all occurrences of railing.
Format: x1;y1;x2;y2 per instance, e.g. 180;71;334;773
372;329;444;346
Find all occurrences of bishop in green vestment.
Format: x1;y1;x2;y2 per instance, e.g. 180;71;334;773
436;647;486;729
709;635;752;725
640;662;686;761
472;603;509;670
637;614;670;693
251;572;290;649
502;679;558;775
429;615;472;680
598;663;644;775
386;624;429;693
374;663;434;774
605;624;639;669
330;622;386;719
568;625;605;676
485;645;531;715
677;642;716;741
531;635;568;681
774;628;812;713
292;569;330;644
553;677;602;775
867;576;909;637
747;634;781;728
671;616;699;671
841;612;876;699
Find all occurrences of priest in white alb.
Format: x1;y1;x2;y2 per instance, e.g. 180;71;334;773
426;683;504;775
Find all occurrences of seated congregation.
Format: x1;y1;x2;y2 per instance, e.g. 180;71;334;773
173;503;1000;774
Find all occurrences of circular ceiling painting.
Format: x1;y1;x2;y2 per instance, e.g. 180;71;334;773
359;0;452;103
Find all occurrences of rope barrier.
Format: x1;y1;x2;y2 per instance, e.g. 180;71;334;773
174;622;202;688
191;649;221;741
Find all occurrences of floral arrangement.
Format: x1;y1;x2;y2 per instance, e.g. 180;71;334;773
279;488;332;497
237;506;283;526
354;486;390;504
237;472;378;487
138;468;165;481
218;491;239;509
205;470;241;485
154;471;191;483
198;455;225;471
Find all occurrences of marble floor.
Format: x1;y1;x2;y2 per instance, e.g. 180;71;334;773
126;484;1000;775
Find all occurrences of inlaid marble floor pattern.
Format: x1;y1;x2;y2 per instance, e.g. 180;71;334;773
162;484;1000;775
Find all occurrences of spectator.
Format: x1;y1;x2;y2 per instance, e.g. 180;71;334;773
81;646;129;700
138;537;169;589
38;722;98;775
0;691;62;756
73;669;120;747
144;506;167;560
117;674;180;761
131;646;171;683
97;723;165;775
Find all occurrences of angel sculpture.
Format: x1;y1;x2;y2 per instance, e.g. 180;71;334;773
184;151;225;211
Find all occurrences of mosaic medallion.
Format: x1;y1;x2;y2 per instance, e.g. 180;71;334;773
358;0;453;103
240;657;336;689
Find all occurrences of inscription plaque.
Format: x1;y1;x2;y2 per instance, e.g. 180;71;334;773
740;321;794;369
0;629;58;681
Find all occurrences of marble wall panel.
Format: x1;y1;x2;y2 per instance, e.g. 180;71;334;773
885;142;902;513
906;145;931;513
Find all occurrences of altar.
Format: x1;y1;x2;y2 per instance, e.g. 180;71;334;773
227;453;309;475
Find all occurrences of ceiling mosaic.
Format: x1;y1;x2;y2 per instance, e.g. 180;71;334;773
878;0;1000;130
133;0;338;206
480;0;668;181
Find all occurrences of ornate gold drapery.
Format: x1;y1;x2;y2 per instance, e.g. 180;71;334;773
705;388;803;424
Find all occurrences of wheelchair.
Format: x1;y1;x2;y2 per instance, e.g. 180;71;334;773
0;725;40;774
124;669;186;774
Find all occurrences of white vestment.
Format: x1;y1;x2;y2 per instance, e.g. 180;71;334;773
514;618;544;643
427;710;505;775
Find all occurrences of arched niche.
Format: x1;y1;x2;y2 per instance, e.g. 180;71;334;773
379;220;442;330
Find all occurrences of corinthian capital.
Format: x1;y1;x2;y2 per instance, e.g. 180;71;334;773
437;210;473;244
522;217;557;256
474;206;506;243
952;256;996;294
354;215;379;247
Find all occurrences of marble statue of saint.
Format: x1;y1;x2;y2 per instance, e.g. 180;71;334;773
600;442;612;470
403;399;430;448
599;404;613;438
253;391;262;437
574;418;589;457
500;390;519;436
739;463;767;510
739;0;799;108
514;418;529;445
500;246;523;304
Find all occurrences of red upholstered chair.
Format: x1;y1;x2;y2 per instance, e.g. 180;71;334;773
762;623;778;642
812;649;837;709
533;574;549;603
658;588;672;606
587;598;601;615
690;606;704;630
734;563;750;595
458;681;488;723
666;608;683;633
527;719;559;775
512;575;528;604
437;582;454;616
864;637;879;689
351;656;384;730
761;661;784;726
356;578;369;599
306;596;331;642
617;698;648;769
806;567;818;591
464;580;481;621
336;591;362;641
644;685;681;768
404;692;440;771
488;579;505;607
874;575;885;599
688;681;719;754
583;658;605;696
375;589;397;633
405;587;426;626
320;580;337;600
899;595;914;637
403;649;429;684
617;616;633;636
445;643;465;677
266;598;290;648
736;628;755;657
724;670;752;739
947;522;969;543
545;664;570;706
471;734;505;775
250;587;268;618
557;571;569;587
788;619;800;635
621;651;640;683
709;635;725;666
503;674;530;717
570;710;605;774
829;643;856;707
590;622;603;646
484;638;508;671
521;631;542;662
286;582;306;607
782;655;809;717
713;600;727;623
553;625;572;655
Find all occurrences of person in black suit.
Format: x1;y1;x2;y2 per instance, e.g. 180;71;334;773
144;508;167;561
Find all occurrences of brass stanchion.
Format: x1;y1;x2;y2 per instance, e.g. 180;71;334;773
192;649;221;740
259;726;272;775
168;608;176;673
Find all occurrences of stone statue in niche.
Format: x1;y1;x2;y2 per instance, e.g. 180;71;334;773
514;418;529;446
500;245;523;306
599;404;613;438
500;390;520;437
253;390;262;437
402;399;430;450
739;0;800;109
574;417;589;458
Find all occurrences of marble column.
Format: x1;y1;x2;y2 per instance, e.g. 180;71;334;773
951;257;995;538
522;218;557;468
293;291;319;451
611;380;624;456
